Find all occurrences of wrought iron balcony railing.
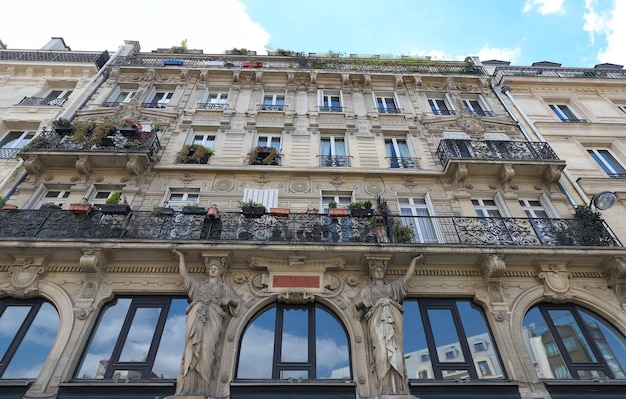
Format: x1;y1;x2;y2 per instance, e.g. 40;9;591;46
436;139;560;166
318;155;351;167
258;104;286;111
16;96;67;107
101;101;129;108
18;129;161;160
431;109;457;116
469;109;494;117
377;107;402;114
317;106;345;113
198;103;228;110
0;49;109;69
387;157;420;169
141;102;168;109
0;210;619;247
494;66;626;85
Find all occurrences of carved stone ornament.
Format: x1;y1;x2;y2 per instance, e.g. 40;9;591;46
2;257;47;299
79;249;106;274
482;254;506;281
606;257;626;309
476;255;511;322
538;263;573;303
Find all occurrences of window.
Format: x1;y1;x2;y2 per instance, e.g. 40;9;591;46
0;298;59;379
250;135;281;165
236;302;351;380
75;296;186;380
261;93;286;111
519;199;549;218
256;134;281;151
191;132;215;148
418;370;429;379
588;148;626;177
523;303;626;380
462;95;493;117
618;105;626;115
385;138;418;168
427;94;455;116
43;89;72;106
374;92;400;114
319;136;349;167
403;298;506;380
143;89;173;108
85;185;126;206
474;342;487;352
0;131;35;158
199;91;228;110
398;195;442;244
165;189;200;211
321;191;353;213
37;187;71;209
549;104;585;122
318;90;343;112
420;354;430;362
472;199;502;217
104;88;136;107
477;361;492;376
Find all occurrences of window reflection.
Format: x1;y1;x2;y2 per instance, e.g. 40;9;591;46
523;303;626;380
75;297;186;380
403;299;505;380
237;302;350;380
0;299;59;379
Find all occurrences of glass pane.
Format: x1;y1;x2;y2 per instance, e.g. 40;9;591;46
152;299;187;379
112;369;143;380
118;307;161;362
76;298;132;378
3;303;59;378
316;307;349;379
523;307;572;379
547;309;597;363
237;307;276;378
457;301;505;379
0;306;30;357
427;309;465;363
579;309;626;379
442;369;469;379
281;308;308;362
280;370;307;379
403;301;431;379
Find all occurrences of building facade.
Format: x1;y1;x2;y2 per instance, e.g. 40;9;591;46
0;41;625;399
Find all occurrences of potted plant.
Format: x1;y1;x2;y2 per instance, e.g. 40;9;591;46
394;223;415;243
347;200;373;217
119;118;142;138
70;198;92;213
98;192;131;214
153;205;175;216
306;208;319;215
51;118;74;136
374;196;391;242
328;200;348;217
181;203;207;214
239;199;266;218
42;202;62;210
89;118;118;147
247;146;279;165
175;144;215;164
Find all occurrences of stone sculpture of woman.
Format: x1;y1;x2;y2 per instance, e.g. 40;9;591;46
171;248;241;396
354;255;422;396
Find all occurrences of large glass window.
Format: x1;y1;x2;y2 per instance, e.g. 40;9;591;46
398;197;441;243
427;94;455;116
75;296;186;380
0;298;59;378
319;90;343;112
523;303;626;380
200;91;228;110
375;93;400;114
261;93;286;111
385;138;418;168
237;302;350;380
144;90;173;108
0;131;35;158
403;299;505;380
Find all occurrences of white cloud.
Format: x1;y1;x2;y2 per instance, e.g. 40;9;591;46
594;1;626;65
583;0;610;45
2;0;271;55
474;45;522;63
407;50;449;60
524;0;565;14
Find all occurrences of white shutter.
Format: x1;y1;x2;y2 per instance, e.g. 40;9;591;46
243;189;278;208
539;193;560;218
425;192;445;243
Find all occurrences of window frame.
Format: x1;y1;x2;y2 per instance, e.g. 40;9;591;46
373;91;401;114
105;87;136;106
549;103;584;122
318;89;344;112
261;92;286;111
321;191;353;213
200;89;229;109
427;93;456;116
398;194;444;244
587;147;626;177
319;135;349;167
385;137;418;168
163;188;201;210
462;95;493;117
42;89;72;106
144;88;174;108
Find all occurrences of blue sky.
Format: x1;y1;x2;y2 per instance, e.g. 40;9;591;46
2;0;624;67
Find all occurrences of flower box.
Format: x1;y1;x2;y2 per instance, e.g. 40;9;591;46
54;126;74;136
270;207;290;217
98;204;131;214
350;208;374;217
181;206;206;215
2;204;18;210
328;208;348;217
241;206;265;218
70;203;92;213
119;126;139;138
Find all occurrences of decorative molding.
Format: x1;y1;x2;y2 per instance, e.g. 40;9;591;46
79;249;106;274
1;256;47;299
537;262;573;303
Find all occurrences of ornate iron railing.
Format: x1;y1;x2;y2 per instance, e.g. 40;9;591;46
0;50;109;69
436;139;560;166
258;104;286;111
18;129;161;160
318;155;351;167
432;109;457;116
469;109;494;117
141;102;168;109
494;66;626;85
0;148;20;159
198;103;227;110
0;210;619;247
101;101;127;108
377;107;402;114
387;157;420;169
16;96;67;107
318;106;345;113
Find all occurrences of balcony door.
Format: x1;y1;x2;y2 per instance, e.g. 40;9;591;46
385;138;413;168
398;195;443;243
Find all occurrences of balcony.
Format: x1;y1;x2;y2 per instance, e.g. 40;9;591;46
258;104;286;112
432;109;457;116
198;102;227;110
318;155;351;167
318;106;345;113
387;157;420;169
377;107;402;114
18;129;161;176
16;96;67;107
0;210;619;247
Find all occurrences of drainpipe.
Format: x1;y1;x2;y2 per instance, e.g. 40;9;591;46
500;86;588;204
0;43;129;199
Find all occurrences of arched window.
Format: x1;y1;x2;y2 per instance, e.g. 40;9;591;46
0;298;59;379
74;296;187;380
236;302;351;380
523;303;626;380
